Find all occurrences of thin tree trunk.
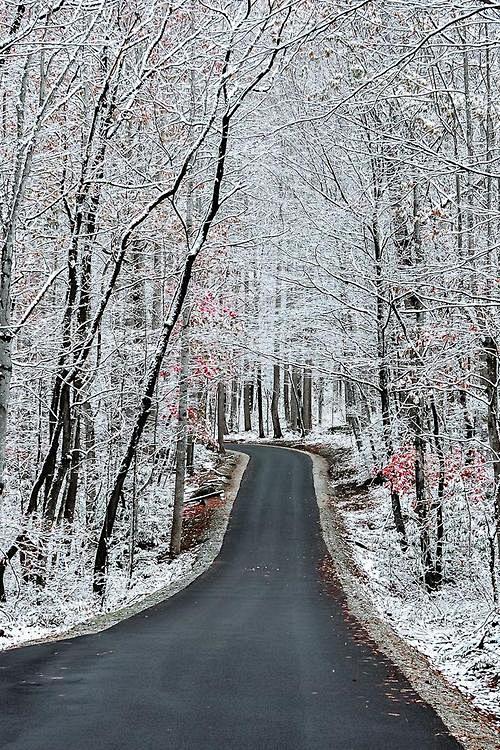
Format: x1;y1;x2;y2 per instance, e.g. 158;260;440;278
229;377;238;432
345;381;362;452
256;365;265;439
484;336;500;562
302;362;312;433
169;323;189;559
186;434;195;476
371;199;407;548
0;235;13;497
290;366;305;437
217;380;227;454
128;455;138;583
83;401;97;526
271;364;282;439
430;396;444;588
412;399;436;590
317;376;324;427
243;372;252;432
61;416;81;524
283;367;291;428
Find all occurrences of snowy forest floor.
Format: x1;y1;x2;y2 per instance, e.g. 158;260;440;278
279;431;500;748
0;449;247;652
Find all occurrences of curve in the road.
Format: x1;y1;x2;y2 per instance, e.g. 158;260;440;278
0;444;462;749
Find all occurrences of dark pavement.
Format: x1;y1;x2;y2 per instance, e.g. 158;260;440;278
0;444;461;749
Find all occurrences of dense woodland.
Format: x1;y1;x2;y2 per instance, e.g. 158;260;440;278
1;0;500;690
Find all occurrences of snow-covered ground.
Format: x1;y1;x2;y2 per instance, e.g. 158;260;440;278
0;446;237;651
328;435;500;725
0;545;199;650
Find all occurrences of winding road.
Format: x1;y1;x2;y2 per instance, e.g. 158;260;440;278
1;444;461;749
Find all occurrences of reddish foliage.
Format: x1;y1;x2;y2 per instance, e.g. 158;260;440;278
193;355;219;380
379;446;488;504
182;496;224;518
380;448;415;495
180;497;224;552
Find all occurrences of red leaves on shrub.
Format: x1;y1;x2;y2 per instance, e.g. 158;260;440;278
378;446;488;504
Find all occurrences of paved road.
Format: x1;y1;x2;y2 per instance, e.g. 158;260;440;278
0;444;461;749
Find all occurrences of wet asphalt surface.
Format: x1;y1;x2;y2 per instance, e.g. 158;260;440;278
0;444;462;749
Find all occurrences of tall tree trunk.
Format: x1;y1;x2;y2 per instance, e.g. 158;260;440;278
93;76;238;592
430;396;445;588
345;381;362;452
61;416;81;524
283;367;291;428
290;366;305;437
271;364;283;439
217;380;227;454
302;362;312;433
412;399;436;590
186;434;195;476
0;235;13;498
229;377;238;432
317;376;324;427
83;401;97;527
256;365;265;439
169;323;189;559
459;387;474;459
371;194;407;548
484;336;500;562
243;372;252;432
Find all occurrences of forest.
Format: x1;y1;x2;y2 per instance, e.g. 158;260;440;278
1;0;500;727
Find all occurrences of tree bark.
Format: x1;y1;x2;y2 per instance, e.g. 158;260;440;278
484;336;500;562
169;323;189;559
430;396;444;587
317;376;324;427
372;209;407;549
186;434;195;476
271;364;283;438
290;366;305;437
256;365;265;439
243;373;252;432
302;362;312;433
283;367;291;428
229;377;238;432
217;380;227;454
413;400;436;590
0;234;13;497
